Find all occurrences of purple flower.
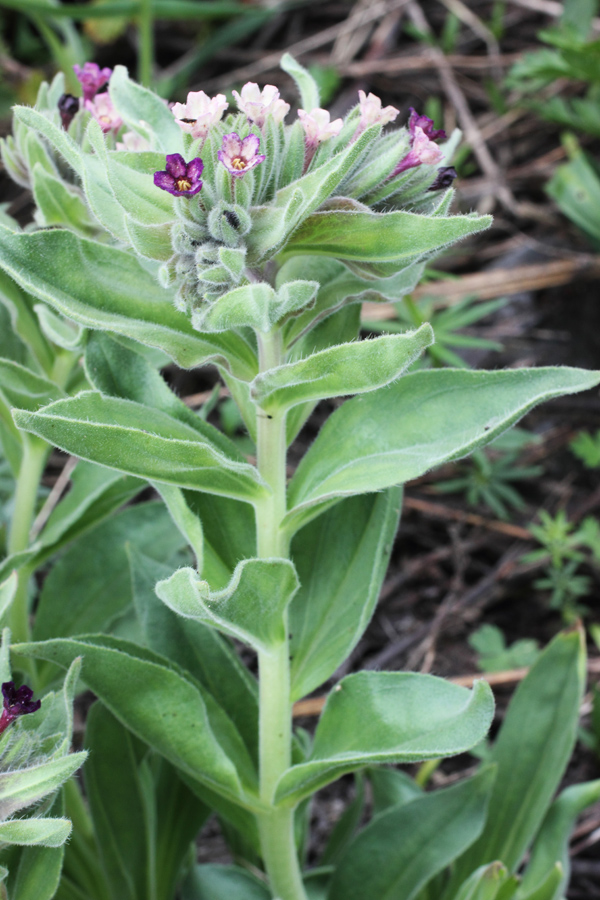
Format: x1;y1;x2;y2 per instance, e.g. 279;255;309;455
428;166;457;191
408;108;446;143
391;126;445;178
73;62;112;103
58;93;80;130
154;154;204;197
0;681;41;735
218;133;265;177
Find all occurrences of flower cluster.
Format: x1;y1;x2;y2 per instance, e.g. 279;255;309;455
0;681;40;736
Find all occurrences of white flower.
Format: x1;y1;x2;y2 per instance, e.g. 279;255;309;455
116;131;150;152
358;90;398;128
232;82;290;127
411;126;445;165
297;108;343;145
171;91;228;140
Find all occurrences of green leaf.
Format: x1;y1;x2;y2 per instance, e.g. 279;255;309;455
327;766;495;900
194;281;319;334
0;818;72;848
367;767;423;816
518;779;600;899
0;573;17;623
0;270;53;375
33;501;186;643
31;164;98;237
9;794;66;900
14;392;267;503
280;53;320;110
0;754;87;822
290;489;401;700
0;358;65;415
320;774;365;865
281;257;426;346
252;326;432;413
447;628;586;888
156;558;299;653
130;548;258;765
283;209;492;278
185;491;256;589
0;227;257;378
182;864;270;900
12;107;82;177
275;672;494;804
546;150;600;243
109;65;184;154
84;331;242;458
286;367;600;534
14;635;259;805
517;866;562;900
84;702;152;900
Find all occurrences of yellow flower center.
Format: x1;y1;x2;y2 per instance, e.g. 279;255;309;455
232;157;247;170
176;178;192;191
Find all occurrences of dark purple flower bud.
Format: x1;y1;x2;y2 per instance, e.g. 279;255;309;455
58;93;80;130
408;108;446;143
218;133;265;177
154;153;204;197
428;166;457;191
73;62;112;103
0;681;41;735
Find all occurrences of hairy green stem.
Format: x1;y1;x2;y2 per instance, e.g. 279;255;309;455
8;437;49;648
255;330;308;900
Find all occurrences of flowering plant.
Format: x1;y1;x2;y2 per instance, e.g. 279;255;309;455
0;54;598;900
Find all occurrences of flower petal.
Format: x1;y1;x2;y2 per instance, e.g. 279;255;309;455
221;133;243;158
240;133;261;160
186;157;204;182
154;171;176;192
165;153;187;178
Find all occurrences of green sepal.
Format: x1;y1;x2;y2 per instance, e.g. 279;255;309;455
247;125;380;262
156;558;299;653
251;325;433;413
274;672;494;804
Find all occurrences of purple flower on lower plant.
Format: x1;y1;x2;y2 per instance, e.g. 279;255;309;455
0;681;41;735
218;133;265;177
73;62;112;103
408;108;446;143
58;93;80;130
154;154;204;197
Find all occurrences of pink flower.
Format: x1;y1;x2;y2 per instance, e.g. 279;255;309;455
218;133;265;177
358;90;399;129
73;62;112;103
232;82;290;128
391;126;444;177
85;93;123;135
116;131;151;152
171;91;228;141
297;108;343;147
